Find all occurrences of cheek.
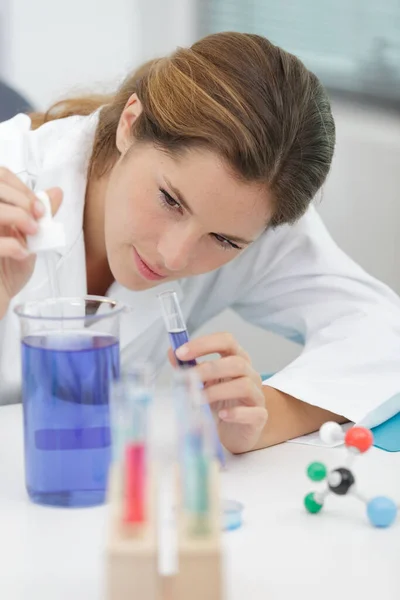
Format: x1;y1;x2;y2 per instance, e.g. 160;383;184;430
103;183;135;251
130;202;166;242
107;193;165;249
190;241;241;275
209;252;238;270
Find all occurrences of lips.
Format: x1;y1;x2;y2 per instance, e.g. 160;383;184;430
132;247;167;281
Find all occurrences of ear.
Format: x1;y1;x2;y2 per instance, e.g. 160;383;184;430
115;93;143;154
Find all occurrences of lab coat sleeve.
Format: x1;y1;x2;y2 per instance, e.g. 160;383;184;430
232;206;400;428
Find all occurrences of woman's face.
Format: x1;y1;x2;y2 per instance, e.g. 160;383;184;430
103;98;272;291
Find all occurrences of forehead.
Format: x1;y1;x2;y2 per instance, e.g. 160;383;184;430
155;146;272;236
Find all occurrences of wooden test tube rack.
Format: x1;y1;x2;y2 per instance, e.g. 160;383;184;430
174;459;222;600
105;460;223;600
106;463;160;600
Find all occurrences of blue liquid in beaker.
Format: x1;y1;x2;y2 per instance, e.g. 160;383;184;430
22;332;120;508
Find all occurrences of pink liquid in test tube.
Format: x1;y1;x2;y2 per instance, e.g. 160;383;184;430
124;443;146;524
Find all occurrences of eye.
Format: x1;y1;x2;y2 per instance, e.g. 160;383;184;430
212;234;242;251
159;188;182;212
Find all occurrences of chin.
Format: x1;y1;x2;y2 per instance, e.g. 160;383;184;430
114;270;154;291
108;246;175;291
128;277;163;291
107;249;143;291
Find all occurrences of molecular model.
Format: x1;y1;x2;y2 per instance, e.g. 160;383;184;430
304;422;399;528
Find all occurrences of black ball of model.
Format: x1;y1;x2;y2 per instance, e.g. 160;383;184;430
328;467;355;495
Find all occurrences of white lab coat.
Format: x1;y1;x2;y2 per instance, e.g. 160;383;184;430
0;112;399;430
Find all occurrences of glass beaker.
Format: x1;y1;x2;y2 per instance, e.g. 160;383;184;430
14;296;125;508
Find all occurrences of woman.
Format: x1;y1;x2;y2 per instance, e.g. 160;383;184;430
0;32;399;454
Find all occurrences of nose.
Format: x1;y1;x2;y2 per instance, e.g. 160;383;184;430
157;225;198;272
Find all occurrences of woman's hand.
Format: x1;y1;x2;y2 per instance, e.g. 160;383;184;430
0;167;62;317
168;332;268;454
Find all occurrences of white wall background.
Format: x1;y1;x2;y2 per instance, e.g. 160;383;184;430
319;100;400;296
2;0;399;374
3;0;197;110
4;0;141;109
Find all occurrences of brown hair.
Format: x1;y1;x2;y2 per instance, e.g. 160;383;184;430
30;32;335;227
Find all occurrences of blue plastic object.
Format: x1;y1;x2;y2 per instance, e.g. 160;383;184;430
371;411;400;452
261;374;274;382
366;496;398;528
222;499;244;531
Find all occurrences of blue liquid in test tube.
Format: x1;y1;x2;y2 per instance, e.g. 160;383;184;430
158;290;226;467
168;329;197;368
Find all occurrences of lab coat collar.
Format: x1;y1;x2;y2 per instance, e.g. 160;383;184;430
31;111;101;258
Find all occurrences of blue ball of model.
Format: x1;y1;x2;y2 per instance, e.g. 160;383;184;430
366;496;398;528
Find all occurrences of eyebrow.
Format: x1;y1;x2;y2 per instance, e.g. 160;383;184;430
163;176;255;246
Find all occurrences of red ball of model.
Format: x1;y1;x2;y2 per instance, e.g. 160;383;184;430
344;426;373;453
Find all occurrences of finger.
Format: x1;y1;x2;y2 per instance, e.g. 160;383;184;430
0;182;38;214
196;355;259;384
0;203;38;235
0;179;63;221
167;347;178;368
32;187;63;220
175;332;250;362
218;405;268;427
0;237;30;260
0;167;39;205
205;376;265;408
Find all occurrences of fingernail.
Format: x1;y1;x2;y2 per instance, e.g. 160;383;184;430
28;219;38;233
18;247;30;258
34;200;45;216
176;344;189;358
218;410;228;420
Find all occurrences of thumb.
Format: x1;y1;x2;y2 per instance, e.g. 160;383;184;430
168;347;178;368
46;187;63;216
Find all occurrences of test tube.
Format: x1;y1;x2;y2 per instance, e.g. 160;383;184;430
174;370;214;537
158;290;226;468
158;290;197;368
124;403;147;525
110;366;153;527
110;365;153;463
184;427;211;536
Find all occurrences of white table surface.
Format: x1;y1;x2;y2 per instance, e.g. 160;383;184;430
0;404;399;600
